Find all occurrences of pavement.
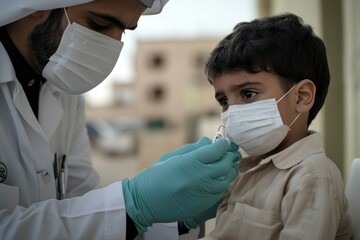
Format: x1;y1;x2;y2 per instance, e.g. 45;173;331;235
91;149;139;187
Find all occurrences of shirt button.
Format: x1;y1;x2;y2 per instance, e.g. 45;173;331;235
28;79;35;87
37;170;50;182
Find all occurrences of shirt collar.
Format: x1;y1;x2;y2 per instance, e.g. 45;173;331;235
240;131;325;171
258;131;325;170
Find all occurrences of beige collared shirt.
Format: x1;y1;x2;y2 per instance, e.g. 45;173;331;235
206;131;352;240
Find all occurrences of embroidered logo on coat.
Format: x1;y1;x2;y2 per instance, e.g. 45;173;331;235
0;162;7;183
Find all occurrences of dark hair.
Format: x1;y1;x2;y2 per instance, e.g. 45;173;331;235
205;13;330;126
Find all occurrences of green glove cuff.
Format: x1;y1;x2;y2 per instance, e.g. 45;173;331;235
122;178;152;233
183;219;198;230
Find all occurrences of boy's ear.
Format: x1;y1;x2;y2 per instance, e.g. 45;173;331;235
294;79;316;113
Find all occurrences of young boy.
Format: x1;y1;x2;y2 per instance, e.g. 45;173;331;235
204;13;352;239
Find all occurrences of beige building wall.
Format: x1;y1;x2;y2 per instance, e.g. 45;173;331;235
133;39;222;168
343;0;360;179
86;38;223;170
85;82;139;125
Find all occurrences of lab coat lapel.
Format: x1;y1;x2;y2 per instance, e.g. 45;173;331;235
12;82;48;141
2;43;45;140
38;83;63;141
0;83;34;162
9;81;57;200
1;43;56;201
0;43;15;83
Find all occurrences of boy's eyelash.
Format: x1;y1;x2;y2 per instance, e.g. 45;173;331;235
241;89;257;98
217;97;228;106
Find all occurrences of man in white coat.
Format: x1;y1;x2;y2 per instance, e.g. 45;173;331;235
0;0;241;239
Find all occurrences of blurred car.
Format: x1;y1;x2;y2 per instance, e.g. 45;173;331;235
86;120;139;156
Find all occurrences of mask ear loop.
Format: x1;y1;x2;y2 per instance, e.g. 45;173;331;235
276;84;297;103
288;113;301;128
276;84;301;128
63;8;71;25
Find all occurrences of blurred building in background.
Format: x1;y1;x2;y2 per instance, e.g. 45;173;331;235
87;0;359;183
86;39;221;169
85;0;357;234
133;39;222;168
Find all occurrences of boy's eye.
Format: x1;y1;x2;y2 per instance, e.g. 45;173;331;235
218;97;229;107
241;90;257;99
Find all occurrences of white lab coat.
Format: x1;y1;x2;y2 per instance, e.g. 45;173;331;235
0;42;179;239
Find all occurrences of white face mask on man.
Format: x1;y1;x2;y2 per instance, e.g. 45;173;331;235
42;8;124;95
221;85;301;156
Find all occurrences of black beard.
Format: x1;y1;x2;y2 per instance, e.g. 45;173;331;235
28;9;63;71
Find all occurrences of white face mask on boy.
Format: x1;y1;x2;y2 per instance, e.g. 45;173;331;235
42;8;124;95
221;85;301;156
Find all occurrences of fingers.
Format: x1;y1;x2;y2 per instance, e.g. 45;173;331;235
190;139;234;164
157;137;212;163
176;137;212;155
229;142;240;152
206;159;240;194
208;151;241;179
231;161;240;179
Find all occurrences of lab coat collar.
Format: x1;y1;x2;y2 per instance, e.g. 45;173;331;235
1;43;63;141
12;82;64;142
0;43;16;84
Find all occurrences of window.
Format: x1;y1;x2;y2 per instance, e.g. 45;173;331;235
114;88;134;106
146;119;166;130
148;53;166;69
148;85;166;102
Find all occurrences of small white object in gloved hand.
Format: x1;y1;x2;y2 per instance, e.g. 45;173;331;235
212;125;226;143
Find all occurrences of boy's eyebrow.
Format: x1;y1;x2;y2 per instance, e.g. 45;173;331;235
215;81;261;99
88;11;138;30
215;81;262;98
229;81;262;92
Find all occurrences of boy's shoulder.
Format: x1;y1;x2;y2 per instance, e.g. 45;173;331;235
276;131;344;190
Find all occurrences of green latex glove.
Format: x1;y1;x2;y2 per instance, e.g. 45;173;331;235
122;137;240;233
183;161;240;230
183;200;221;230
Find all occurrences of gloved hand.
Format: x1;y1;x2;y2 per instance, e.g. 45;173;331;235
183;146;241;230
183;155;240;230
183;201;221;230
122;137;240;233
